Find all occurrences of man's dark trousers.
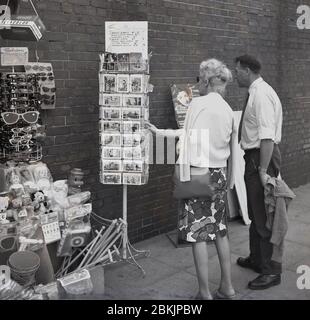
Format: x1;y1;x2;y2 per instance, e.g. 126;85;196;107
244;144;282;275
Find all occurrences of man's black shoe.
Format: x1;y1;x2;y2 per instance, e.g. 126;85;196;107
236;257;261;273
248;274;281;290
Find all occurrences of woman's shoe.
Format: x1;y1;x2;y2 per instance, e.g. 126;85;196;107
213;290;236;300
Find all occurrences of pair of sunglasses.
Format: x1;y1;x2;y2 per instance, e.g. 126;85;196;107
11;132;32;139
11;126;35;134
43;99;55;105
25;65;52;72
1;111;40;125
9;135;33;147
41;87;56;93
40;76;54;81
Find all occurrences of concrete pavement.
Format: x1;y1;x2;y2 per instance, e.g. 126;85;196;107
93;183;310;300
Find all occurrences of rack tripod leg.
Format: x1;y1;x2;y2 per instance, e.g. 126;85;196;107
121;184;150;276
122;184;127;259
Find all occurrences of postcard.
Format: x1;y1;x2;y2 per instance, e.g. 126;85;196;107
122;107;141;120
130;74;144;93
123;160;143;172
101;94;122;106
122;94;144;107
102;147;122;159
101;108;121;120
122;147;142;159
101;160;122;171
100;134;121;147
129;52;147;73
117;74;130;93
101;173;122;184
105;53;118;71
103;74;117;92
122;173;142;185
122;134;143;147
122;121;141;133
117;53;130;72
101;121;121;132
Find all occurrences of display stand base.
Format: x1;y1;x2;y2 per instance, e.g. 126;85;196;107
117;184;150;276
113;236;150;277
55;212;150;278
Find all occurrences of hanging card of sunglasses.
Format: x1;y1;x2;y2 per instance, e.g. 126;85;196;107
0;72;40;111
0;110;43;163
24;63;56;109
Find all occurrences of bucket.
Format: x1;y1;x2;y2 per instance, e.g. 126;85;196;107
8;251;40;286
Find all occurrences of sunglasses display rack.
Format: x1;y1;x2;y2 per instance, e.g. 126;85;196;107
0;72;45;163
98;52;151;186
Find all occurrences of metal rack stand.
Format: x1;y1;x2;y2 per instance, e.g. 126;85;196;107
120;185;150;276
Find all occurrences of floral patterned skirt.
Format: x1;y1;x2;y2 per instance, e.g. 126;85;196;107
178;168;227;242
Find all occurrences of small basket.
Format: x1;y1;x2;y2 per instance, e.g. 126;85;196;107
58;269;93;295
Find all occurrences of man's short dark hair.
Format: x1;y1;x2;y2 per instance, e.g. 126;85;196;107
235;55;261;74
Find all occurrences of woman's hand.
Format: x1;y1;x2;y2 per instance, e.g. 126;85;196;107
145;121;158;134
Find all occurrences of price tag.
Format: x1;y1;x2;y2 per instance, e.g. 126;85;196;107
42;221;61;244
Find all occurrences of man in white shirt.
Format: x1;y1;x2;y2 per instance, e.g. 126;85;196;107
234;55;283;290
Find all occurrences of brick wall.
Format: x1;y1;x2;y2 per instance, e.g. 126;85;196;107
0;0;309;242
278;0;310;186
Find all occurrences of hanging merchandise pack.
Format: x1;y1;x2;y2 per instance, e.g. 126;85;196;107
24;63;56;109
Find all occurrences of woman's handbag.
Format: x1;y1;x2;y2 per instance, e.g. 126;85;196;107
173;165;214;199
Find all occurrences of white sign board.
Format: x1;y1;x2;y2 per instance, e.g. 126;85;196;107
105;21;148;59
0;47;29;66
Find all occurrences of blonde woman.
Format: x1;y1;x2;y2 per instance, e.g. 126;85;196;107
146;59;237;300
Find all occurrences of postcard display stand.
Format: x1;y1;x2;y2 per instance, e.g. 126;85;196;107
98;52;151;275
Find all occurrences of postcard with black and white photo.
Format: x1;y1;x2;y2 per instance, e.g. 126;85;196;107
122;134;143;147
100;173;122;185
122;173;142;185
129;52;148;73
101;94;122;107
101;108;121;120
102;147;122;159
101;159;122;172
122;94;145;107
122;121;141;133
101;121;122;132
122;146;142;159
117;74;130;93
117;53;130;72
122;107;141;120
130;74;145;93
100;133;122;147
102;74;117;92
123;160;143;172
